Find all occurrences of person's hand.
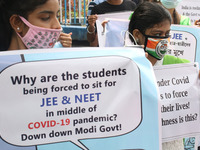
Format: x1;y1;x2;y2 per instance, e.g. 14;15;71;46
194;19;200;27
87;15;97;35
59;32;72;47
145;52;148;58
101;20;109;28
199;70;200;79
88;14;98;27
101;20;109;34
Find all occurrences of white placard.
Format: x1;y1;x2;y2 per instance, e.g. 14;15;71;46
154;63;200;142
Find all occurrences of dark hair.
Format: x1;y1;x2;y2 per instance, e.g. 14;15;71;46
128;2;172;42
0;0;48;51
143;0;160;2
173;9;178;24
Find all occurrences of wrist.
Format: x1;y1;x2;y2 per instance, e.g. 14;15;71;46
87;25;96;34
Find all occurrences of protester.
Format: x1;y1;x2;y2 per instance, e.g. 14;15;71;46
143;0;190;25
0;0;72;51
87;0;105;16
91;0;143;7
146;0;200;27
128;2;190;149
128;1;189;66
87;0;142;16
87;0;136;47
160;0;190;25
144;1;200;149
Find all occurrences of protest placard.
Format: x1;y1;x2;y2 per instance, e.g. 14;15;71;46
168;25;200;64
154;63;200;142
0;47;161;150
96;12;132;47
177;0;200;24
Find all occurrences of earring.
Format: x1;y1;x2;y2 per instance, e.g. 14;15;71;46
17;27;20;30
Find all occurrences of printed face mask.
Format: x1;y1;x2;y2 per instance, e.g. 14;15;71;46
17;16;62;49
143;35;170;60
160;0;182;9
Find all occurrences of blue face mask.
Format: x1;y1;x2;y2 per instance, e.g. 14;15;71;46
161;0;182;9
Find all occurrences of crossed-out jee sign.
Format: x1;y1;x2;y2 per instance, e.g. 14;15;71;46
0;47;161;150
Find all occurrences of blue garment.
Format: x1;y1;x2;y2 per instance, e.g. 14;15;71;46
53;42;63;48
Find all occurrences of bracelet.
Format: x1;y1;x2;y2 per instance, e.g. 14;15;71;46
87;26;96;34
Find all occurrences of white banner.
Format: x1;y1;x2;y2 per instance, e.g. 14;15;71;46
167;25;200;62
177;0;200;24
154;63;200;142
0;47;161;150
96;12;132;47
105;19;129;47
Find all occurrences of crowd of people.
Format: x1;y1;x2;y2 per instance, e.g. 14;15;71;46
0;0;199;50
0;0;200;150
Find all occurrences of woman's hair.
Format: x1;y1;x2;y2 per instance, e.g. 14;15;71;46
128;1;172;42
173;9;178;24
0;0;48;51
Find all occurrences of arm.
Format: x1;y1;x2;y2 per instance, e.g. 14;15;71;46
87;14;98;47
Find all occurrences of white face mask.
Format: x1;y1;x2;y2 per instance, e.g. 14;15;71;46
161;0;182;9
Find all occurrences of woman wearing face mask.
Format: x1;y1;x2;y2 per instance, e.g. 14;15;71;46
0;0;72;50
128;2;189;150
128;2;189;66
145;0;191;25
160;0;190;25
142;1;198;149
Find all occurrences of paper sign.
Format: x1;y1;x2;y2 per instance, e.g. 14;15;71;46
177;0;200;24
154;63;200;142
96;12;132;47
0;56;142;149
105;19;130;47
167;28;196;62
